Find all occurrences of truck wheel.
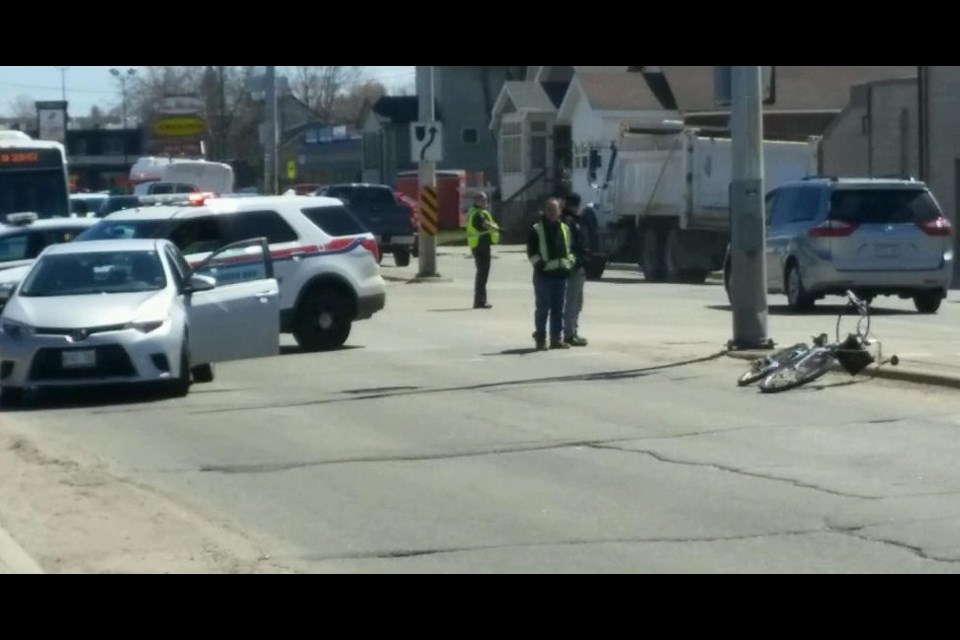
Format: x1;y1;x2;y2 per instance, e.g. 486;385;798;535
293;287;352;352
663;227;685;283
394;249;411;267
641;229;665;282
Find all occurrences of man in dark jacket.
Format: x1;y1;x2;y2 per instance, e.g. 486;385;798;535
528;198;574;351
561;193;589;347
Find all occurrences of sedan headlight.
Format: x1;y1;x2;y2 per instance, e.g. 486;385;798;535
125;320;165;333
2;320;35;339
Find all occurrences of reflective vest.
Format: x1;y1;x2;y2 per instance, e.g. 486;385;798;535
466;207;500;249
530;221;574;272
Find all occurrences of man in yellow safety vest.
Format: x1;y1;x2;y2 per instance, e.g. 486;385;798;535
466;192;500;309
527;198;574;351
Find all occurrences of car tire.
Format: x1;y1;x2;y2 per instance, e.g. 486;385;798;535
0;386;25;408
914;291;942;314
785;262;814;312
165;345;192;398
394;249;411;267
293;287;352;352
192;364;215;384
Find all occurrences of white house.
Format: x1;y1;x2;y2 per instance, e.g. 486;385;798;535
490;81;561;205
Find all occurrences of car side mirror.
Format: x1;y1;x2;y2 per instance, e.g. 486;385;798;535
187;274;216;292
0;284;14;304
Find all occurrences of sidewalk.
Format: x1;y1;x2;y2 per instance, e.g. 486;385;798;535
0;522;43;574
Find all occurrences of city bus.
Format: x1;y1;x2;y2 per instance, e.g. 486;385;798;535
0;130;70;221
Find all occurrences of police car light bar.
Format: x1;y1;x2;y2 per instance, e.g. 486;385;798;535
139;193;220;207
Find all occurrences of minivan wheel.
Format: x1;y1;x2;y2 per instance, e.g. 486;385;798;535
914;291;942;314
786;263;814;312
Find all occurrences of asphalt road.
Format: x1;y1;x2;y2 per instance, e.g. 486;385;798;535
4;249;960;573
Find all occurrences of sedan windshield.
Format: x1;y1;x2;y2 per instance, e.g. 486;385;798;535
20;251;167;297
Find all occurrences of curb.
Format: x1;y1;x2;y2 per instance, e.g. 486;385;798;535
0;523;43;574
726;351;960;391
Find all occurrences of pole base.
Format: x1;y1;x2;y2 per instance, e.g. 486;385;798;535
728;338;775;352
411;273;452;284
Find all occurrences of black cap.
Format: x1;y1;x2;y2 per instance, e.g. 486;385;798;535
565;193;582;206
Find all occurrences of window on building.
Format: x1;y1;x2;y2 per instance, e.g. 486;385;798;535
363;132;382;169
501;121;522;174
530;121;548;171
103;136;124;156
462;128;479;145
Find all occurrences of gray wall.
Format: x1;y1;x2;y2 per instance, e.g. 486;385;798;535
821;85;869;177
868;79;919;179
436;66;511;186
925;66;960;285
926;67;960;226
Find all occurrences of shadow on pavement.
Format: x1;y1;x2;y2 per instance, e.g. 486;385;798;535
707;304;916;316
193;351;732;415
483;348;541;357
279;345;365;356
1;384;181;413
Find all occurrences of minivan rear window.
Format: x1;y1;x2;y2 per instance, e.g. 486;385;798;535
301;206;369;237
829;189;942;225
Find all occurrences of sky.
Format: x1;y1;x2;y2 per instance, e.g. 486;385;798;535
0;66;416;117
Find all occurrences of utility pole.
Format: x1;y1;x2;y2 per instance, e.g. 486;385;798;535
219;66;227;163
264;65;278;195
729;66;771;350
417;65;439;278
55;66;69;103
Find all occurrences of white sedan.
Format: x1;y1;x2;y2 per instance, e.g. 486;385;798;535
0;238;280;405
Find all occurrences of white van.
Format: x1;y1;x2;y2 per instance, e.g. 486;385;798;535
129;157;235;195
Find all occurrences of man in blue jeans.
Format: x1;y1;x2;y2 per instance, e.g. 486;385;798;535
527;198;574;351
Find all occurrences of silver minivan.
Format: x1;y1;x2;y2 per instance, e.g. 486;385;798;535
726;178;954;313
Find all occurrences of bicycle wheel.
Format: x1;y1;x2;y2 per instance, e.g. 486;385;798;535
737;344;809;387
759;349;835;394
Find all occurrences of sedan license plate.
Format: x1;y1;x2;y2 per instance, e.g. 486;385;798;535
62;350;96;369
874;243;901;259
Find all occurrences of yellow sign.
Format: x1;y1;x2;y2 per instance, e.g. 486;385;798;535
153;116;206;138
287;161;297;180
419;186;439;237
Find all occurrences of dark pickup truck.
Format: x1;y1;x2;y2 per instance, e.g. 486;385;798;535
316;184;417;267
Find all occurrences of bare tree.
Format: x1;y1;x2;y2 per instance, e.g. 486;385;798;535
8;94;36;119
286;66;361;121
332;80;387;125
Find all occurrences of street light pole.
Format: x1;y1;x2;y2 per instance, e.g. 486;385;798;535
110;68;138;175
110;67;138;130
55;66;69;103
